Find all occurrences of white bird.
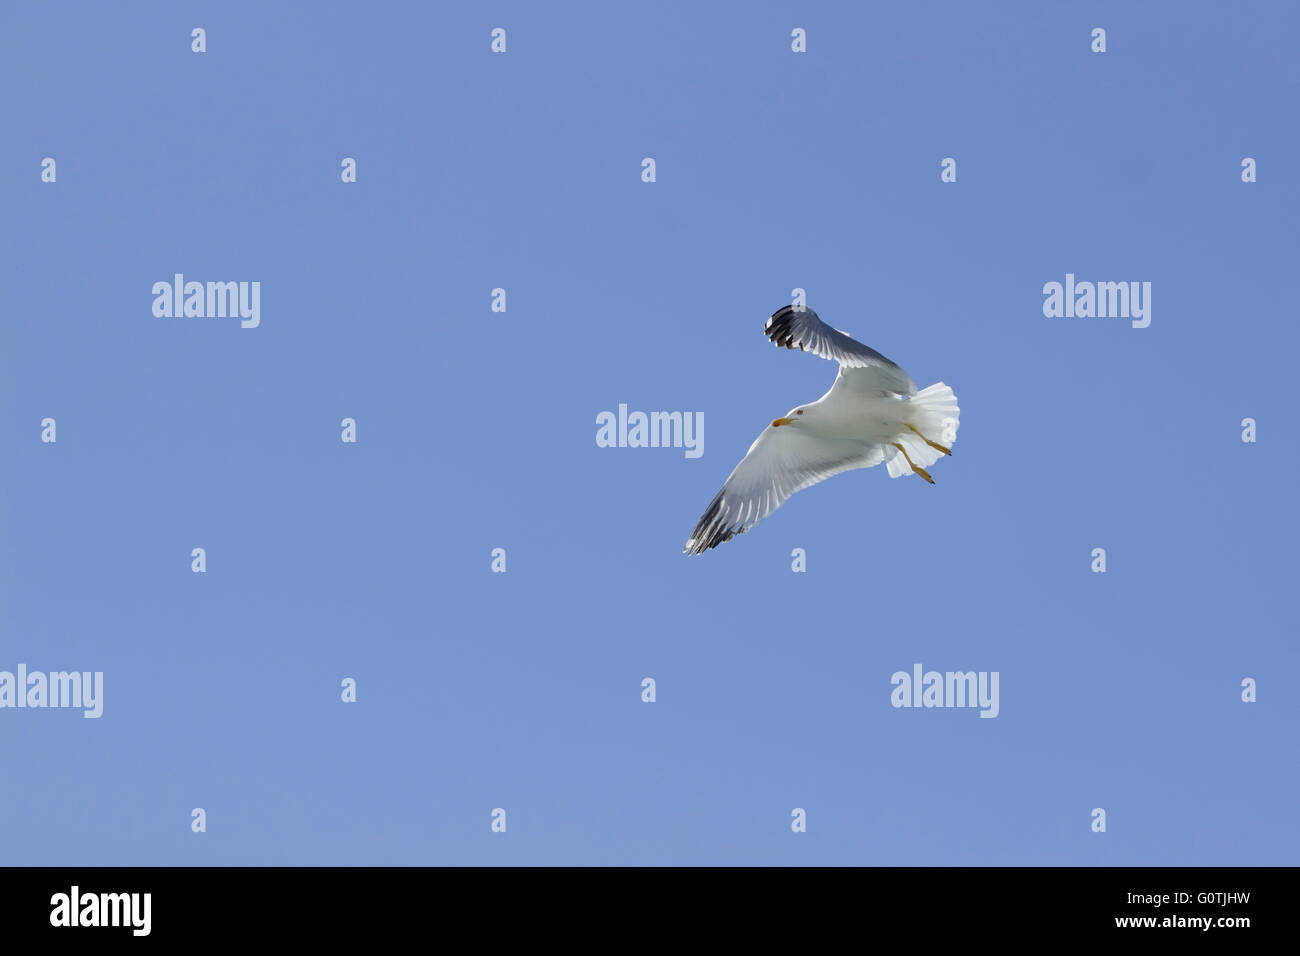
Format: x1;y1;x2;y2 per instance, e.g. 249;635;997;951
683;305;960;554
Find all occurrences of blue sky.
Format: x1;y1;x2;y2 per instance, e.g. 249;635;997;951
3;0;1297;865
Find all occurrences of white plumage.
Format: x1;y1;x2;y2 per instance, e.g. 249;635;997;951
683;306;960;555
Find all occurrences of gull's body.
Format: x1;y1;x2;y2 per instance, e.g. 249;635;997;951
683;305;960;554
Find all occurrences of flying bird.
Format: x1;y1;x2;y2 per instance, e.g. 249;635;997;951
683;306;960;554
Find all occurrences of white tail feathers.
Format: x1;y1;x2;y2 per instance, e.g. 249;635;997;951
886;382;960;478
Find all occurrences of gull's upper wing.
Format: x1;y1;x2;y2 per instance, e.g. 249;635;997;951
683;423;884;555
765;305;916;394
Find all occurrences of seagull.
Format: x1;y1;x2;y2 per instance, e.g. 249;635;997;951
683;305;960;555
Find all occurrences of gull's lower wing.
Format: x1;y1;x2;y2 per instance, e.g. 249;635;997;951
683;424;884;555
765;305;916;394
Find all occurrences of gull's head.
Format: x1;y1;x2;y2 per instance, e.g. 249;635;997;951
771;407;808;428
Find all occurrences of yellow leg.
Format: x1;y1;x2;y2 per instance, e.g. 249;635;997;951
907;423;951;456
891;442;934;484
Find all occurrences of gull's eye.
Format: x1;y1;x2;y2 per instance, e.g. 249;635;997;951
796;409;804;415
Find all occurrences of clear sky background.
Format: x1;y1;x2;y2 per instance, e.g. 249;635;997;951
3;1;1297;865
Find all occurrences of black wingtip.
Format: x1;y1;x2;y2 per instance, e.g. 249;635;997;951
683;489;741;554
765;304;806;351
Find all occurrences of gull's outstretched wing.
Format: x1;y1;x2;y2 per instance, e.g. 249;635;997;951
765;305;916;394
683;423;884;555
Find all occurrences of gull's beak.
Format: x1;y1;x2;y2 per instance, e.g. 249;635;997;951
771;417;797;428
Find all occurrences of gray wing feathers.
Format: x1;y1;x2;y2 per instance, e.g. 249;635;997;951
683;427;883;554
765;305;915;394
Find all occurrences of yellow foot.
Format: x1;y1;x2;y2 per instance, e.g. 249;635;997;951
891;442;934;484
907;423;951;456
